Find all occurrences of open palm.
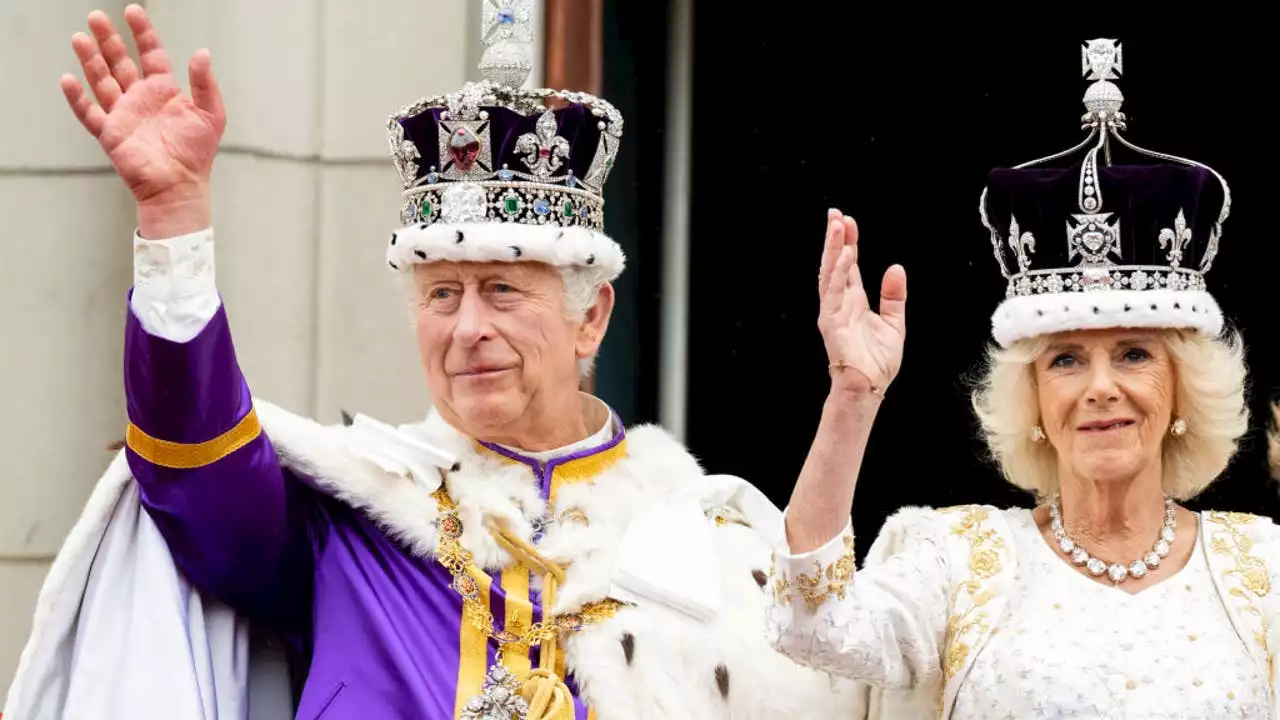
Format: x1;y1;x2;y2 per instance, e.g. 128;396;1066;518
817;210;907;396
60;6;225;205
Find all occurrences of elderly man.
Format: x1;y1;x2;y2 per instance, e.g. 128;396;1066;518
4;4;853;719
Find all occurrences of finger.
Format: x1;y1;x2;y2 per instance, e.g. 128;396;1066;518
842;216;864;291
61;74;107;137
818;212;844;297
72;32;122;112
878;264;908;334
125;4;172;77
823;246;854;318
87;10;141;91
189;49;225;120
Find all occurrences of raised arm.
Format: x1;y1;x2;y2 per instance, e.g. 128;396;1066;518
784;210;906;553
765;210;948;687
63;6;312;619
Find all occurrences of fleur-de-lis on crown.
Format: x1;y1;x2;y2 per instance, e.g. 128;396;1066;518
1159;209;1192;268
389;121;420;186
516;110;570;178
1008;217;1036;273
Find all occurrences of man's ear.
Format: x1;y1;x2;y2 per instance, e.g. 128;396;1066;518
576;282;615;359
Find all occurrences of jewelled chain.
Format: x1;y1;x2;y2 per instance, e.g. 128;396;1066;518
431;487;624;656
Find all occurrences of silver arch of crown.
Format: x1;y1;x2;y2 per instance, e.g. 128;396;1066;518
978;38;1232;284
385;0;623;207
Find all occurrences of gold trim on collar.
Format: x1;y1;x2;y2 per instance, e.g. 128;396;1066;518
126;408;262;469
552;441;626;485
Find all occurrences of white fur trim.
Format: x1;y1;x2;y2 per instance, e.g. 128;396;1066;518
386;222;625;282
991;288;1223;347
13;399;855;717
259;402;857;715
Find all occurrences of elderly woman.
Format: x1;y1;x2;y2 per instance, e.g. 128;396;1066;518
766;40;1279;719
4;5;855;719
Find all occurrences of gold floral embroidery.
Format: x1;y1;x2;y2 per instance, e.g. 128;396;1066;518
1206;511;1275;691
795;533;857;613
939;506;1004;688
771;570;793;608
772;532;856;613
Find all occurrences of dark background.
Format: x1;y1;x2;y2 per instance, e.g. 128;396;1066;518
599;7;1280;559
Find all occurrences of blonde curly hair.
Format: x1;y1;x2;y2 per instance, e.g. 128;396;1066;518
1269;401;1280;480
970;328;1250;501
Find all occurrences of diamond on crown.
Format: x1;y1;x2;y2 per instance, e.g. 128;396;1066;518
1082;38;1122;81
1067;213;1122;267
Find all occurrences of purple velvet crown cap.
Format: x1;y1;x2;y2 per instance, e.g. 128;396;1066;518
983;162;1227;278
394;103;610;191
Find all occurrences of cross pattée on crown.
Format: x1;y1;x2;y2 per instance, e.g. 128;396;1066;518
1082;38;1123;81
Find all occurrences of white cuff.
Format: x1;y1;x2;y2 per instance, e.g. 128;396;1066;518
773;507;854;563
770;508;856;614
130;227;221;343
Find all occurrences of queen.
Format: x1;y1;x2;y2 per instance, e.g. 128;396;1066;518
766;40;1279;718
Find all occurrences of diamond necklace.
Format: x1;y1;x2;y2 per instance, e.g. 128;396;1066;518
1048;494;1176;584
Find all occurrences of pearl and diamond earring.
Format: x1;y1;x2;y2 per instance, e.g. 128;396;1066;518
1030;425;1046;443
1170;417;1188;437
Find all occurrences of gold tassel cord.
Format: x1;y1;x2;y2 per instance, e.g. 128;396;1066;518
486;518;573;720
487;517;567;585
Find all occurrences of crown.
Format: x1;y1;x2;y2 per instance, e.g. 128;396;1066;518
979;39;1232;347
383;0;626;280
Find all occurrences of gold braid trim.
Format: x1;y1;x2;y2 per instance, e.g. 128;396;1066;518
126;408;262;469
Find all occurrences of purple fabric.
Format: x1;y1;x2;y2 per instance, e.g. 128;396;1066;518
124;300;307;620
478;422;625;500
397;103;604;187
123;297;608;718
297;506;466;717
983;162;1226;275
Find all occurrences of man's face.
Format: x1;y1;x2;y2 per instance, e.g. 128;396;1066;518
412;261;609;438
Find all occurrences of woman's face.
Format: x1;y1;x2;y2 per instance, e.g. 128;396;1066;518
1033;329;1176;486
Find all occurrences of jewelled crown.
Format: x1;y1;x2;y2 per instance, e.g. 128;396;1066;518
979;39;1231;347
383;0;625;280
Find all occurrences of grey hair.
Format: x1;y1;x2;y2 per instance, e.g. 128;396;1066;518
559;264;610;379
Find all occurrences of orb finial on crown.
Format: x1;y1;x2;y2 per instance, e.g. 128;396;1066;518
1082;38;1125;119
479;0;534;88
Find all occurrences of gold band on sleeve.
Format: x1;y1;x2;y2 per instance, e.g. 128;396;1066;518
126;407;262;469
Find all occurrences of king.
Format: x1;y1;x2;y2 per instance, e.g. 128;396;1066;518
4;3;854;719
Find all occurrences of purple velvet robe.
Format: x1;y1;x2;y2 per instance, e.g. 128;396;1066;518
123;299;606;719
